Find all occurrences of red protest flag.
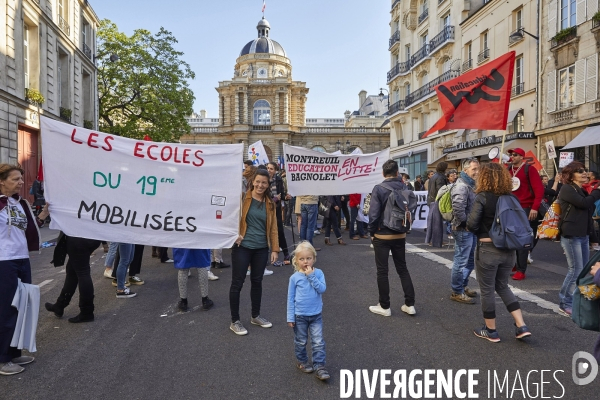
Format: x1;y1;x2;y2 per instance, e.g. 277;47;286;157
423;51;515;139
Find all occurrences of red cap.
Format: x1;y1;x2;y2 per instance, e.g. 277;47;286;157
507;148;525;157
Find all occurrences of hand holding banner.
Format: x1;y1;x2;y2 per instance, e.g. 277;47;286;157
41;117;242;249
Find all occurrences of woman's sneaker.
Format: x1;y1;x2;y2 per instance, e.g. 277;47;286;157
230;320;248;335
473;325;500;343
0;361;25;376
207;271;219;281
251;315;272;328
515;324;532;339
116;288;137;298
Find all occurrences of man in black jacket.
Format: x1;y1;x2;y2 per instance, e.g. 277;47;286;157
368;160;416;317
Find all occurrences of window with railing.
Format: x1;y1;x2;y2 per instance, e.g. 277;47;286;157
418;8;429;24
430;25;454;51
462;59;473;72
560;0;576;30
391;0;401;10
387;61;410;82
253;99;271;125
389;30;400;49
82;19;91;59
405;69;459;107
58;0;70;35
411;42;430;66
511;83;525;97
477;48;490;64
513;57;524;96
389;99;406;114
558;64;575;109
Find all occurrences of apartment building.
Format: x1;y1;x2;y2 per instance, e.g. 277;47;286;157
0;0;99;200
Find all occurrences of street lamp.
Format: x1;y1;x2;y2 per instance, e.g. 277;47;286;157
336;139;341;151
345;140;350;153
378;88;390;109
509;27;539;41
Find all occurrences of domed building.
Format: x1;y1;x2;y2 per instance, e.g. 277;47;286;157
181;17;390;160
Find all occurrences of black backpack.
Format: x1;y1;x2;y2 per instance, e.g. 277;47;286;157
379;182;417;233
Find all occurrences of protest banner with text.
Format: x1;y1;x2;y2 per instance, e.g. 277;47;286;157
411;191;429;230
283;144;390;195
41;116;242;249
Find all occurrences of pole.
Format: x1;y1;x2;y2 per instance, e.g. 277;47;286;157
498;131;507;164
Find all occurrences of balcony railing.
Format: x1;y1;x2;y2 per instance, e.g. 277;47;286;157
82;43;92;59
252;125;271;131
389;100;406;115
387;61;410;82
594;19;600;29
59;107;72;123
477;48;490;64
391;0;401;10
405;69;460;107
418;9;429;25
417;131;427;139
389;30;400;49
397;139;405;146
552;109;575;124
58;14;70;35
430;25;454;52
551;27;577;49
410;43;430;67
462;59;473;72
301;127;390;134
508;29;524;45
511;82;525;97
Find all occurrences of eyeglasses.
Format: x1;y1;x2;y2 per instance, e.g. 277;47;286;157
575;168;589;174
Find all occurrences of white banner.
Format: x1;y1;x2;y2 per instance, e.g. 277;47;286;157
41;117;242;249
559;152;574;168
545;140;557;159
248;140;269;165
283;144;390;195
411;191;429;229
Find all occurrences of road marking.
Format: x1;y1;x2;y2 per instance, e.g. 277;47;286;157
38;279;53;288
406;243;563;316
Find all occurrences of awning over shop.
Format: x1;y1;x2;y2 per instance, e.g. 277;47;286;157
506;109;522;124
562;125;600;149
445;141;516;161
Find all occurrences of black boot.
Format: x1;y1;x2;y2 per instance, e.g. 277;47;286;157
45;290;72;318
178;298;188;312
69;302;94;323
202;296;214;311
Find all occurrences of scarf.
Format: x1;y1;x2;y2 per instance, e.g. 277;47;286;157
460;171;476;188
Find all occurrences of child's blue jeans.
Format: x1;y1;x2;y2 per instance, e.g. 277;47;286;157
293;313;326;369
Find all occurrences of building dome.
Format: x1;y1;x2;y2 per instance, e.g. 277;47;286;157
240;17;287;57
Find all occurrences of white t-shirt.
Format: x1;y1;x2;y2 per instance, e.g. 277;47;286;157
0;197;29;260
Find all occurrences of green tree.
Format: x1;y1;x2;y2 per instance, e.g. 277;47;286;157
97;20;195;142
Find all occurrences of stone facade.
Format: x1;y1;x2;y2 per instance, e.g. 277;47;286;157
180;18;390;158
0;0;99;190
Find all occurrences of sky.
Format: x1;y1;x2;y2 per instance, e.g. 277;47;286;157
90;0;391;119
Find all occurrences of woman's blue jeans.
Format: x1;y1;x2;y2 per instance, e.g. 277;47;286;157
115;243;135;290
559;236;589;309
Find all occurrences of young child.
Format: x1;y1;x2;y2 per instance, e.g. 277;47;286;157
172;248;214;312
287;241;329;381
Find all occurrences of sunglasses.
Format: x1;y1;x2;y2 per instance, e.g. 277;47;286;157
575;168;589;174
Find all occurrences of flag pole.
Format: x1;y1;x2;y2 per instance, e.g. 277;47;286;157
498;131;507;164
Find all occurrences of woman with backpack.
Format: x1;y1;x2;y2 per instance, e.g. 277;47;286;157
467;163;531;343
556;162;600;317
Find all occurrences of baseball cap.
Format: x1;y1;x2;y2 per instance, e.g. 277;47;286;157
507;148;525;157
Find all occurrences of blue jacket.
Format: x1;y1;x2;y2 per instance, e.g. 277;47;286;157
287;268;326;322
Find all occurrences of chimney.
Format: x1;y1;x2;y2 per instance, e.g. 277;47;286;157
200;109;207;119
358;90;367;110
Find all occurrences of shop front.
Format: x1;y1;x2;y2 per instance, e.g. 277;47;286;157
443;132;536;170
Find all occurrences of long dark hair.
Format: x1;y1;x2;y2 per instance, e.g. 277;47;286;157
250;169;272;203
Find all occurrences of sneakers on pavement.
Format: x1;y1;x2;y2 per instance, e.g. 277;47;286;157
401;304;416;315
251;315;273;328
116;288;136;298
207;271;219;281
512;271;526;280
103;269;113;279
464;287;477;298
11;356;35;365
230;320;248;335
315;367;331;381
112;279;130;287
272;261;284;267
515;324;532;339
264;269;274;276
246;270;250;276
128;276;145;285
0;361;25;376
527;254;533;264
450;292;475;304
558;307;572;317
369;303;391;317
473;326;501;343
297;362;314;373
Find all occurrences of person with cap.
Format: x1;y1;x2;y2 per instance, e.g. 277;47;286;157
506;148;544;280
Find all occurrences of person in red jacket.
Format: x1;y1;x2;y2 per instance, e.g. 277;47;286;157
506;148;545;280
348;193;367;240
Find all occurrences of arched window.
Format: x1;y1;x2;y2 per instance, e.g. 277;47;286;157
312;146;326;153
253;100;271;125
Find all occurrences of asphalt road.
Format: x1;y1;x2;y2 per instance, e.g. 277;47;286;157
2;225;599;399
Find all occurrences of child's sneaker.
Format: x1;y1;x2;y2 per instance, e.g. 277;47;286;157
315;367;330;381
297;362;313;373
473;325;500;343
515;324;532;339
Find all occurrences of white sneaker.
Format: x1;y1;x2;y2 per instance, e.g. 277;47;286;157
370;243;374;249
401;305;416;315
369;303;391;317
527;254;533;264
314;230;321;235
592;244;600;251
103;269;113;278
263;269;274;276
188;270;192;277
207;271;219;281
246;270;250;276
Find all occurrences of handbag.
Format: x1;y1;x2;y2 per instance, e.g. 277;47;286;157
362;194;372;216
51;232;67;268
572;251;600;332
536;200;562;240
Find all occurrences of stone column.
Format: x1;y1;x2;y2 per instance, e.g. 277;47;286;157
284;91;289;124
275;92;280;124
243;91;248;124
218;95;223;125
234;92;239;123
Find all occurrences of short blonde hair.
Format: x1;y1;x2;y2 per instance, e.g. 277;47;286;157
291;241;317;272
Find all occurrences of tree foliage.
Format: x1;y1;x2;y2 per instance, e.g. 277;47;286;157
97;20;195;142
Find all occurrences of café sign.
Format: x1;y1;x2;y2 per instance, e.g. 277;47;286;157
443;132;535;154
